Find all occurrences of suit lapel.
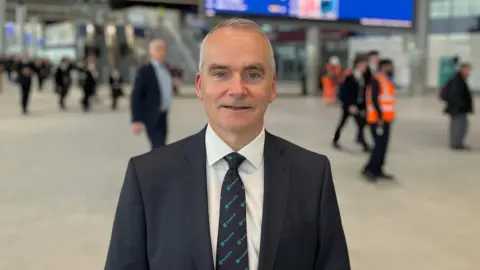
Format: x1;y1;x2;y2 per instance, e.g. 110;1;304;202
148;64;161;91
258;132;291;270
178;127;214;270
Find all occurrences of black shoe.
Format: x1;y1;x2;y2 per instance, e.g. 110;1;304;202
332;141;342;150
356;139;370;152
378;172;395;180
451;145;472;151
361;144;371;153
361;169;377;182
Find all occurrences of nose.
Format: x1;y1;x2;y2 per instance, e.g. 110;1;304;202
228;74;247;97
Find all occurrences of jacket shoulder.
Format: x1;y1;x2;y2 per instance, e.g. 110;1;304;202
269;133;329;166
137;64;151;74
131;134;196;169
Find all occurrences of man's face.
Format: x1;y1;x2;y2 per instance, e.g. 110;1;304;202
369;55;379;65
195;27;276;134
150;42;166;62
461;66;471;78
384;64;394;76
357;61;367;73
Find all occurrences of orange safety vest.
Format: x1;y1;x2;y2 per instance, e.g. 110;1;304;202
365;73;395;124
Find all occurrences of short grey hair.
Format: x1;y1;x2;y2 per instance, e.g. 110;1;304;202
149;39;165;51
198;18;276;74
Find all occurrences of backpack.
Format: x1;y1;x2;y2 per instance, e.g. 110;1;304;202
439;86;447;101
439;79;451;101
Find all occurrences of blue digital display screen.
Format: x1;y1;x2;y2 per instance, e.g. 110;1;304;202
204;0;415;28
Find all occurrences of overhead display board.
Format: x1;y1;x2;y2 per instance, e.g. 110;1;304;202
109;0;197;11
204;0;415;28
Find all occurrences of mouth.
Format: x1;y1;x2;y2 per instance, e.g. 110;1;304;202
221;105;252;111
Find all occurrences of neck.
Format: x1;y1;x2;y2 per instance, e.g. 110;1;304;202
210;122;264;151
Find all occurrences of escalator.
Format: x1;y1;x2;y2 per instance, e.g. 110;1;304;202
154;20;198;84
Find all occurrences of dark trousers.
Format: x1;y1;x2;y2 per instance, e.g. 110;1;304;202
450;114;468;147
38;76;44;91
146;112;168;149
82;89;94;112
333;106;367;145
364;122;391;174
20;84;32;113
58;86;69;109
111;88;123;110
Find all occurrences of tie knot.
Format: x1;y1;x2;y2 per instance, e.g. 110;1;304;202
224;152;245;170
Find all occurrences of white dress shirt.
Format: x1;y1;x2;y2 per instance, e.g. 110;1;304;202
205;124;265;270
353;70;365;104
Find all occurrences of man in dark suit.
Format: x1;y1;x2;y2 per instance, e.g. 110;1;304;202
81;55;99;112
333;55;370;152
17;53;35;115
54;58;72;110
443;62;474;150
131;39;173;149
363;50;379;86
105;18;350;270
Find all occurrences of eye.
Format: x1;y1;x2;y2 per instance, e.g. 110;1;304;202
244;72;263;80
212;71;228;79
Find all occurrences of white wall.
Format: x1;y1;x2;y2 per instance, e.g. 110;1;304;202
44;21;76;47
348;35;411;89
43;21;77;63
348;33;480;91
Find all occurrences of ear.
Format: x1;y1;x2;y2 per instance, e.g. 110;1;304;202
269;74;277;103
195;72;203;100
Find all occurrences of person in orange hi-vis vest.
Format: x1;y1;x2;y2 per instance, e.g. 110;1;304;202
362;59;396;182
321;56;342;104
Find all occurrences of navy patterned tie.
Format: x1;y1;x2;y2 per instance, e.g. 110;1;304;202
216;152;249;270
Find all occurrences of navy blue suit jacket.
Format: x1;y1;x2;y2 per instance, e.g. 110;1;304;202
105;128;350;270
131;64;162;126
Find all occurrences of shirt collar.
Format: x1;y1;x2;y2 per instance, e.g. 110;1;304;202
205;124;265;169
353;70;363;80
151;60;161;68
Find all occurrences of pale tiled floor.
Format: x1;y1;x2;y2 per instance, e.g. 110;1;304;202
0;82;479;270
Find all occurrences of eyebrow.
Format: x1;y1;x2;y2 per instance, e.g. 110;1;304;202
207;63;266;73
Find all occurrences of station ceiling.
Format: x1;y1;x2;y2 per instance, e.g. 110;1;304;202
4;0;108;22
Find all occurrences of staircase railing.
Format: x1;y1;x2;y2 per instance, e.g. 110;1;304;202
156;20;198;84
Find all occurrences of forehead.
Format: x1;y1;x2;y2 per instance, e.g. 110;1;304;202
203;27;271;69
151;42;165;49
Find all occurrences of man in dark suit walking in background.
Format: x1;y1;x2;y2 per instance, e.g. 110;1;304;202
106;18;350;270
442;62;474;150
17;52;35;115
363;50;379;85
333;55;370;152
130;39;173;149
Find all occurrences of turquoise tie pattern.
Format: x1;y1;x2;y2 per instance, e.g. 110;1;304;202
216;152;249;270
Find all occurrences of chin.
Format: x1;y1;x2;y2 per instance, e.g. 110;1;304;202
219;118;255;132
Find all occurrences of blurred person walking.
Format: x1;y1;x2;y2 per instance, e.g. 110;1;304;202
130;39;173;149
441;62;474;150
333;55;370;152
109;67;124;110
81;55;99;112
54;58;72;110
362;59;396;181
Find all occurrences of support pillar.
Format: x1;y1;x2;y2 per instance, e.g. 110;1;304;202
0;0;6;54
29;17;39;56
15;4;26;54
305;27;321;95
410;0;430;95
